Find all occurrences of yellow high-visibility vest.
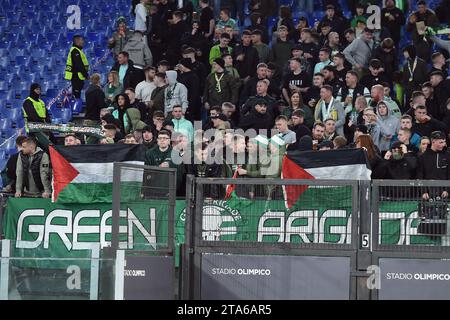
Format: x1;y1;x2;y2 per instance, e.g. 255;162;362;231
65;46;89;80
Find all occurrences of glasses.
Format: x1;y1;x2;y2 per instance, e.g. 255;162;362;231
157;137;170;140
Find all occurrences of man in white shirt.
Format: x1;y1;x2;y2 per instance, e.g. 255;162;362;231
135;0;149;43
135;66;156;103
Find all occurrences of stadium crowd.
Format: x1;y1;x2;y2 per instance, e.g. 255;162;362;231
2;0;450;199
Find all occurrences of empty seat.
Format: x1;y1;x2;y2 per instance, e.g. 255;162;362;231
0;119;12;131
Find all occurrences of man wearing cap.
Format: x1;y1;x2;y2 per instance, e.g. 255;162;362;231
177;58;202;121
239;98;274;131
343;27;375;70
204;58;239;109
360;59;390;90
378;141;417;179
65;35;89;99
417;131;450;200
108;17;133;59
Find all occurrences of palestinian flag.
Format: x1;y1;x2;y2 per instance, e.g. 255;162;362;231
282;148;371;209
49;144;145;203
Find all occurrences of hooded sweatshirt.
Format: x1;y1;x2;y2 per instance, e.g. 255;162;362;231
22;84;50;123
164;70;188;116
373;102;400;152
126;107;146;133
343;35;374;68
123;33;153;67
112;94;131;134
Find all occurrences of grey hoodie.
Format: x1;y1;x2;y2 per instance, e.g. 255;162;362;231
373;102;400;152
123;33;153;67
164;71;188;115
343;36;374;68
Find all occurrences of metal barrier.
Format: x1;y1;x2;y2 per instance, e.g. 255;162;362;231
370;180;450;300
182;176;360;300
111;163;178;300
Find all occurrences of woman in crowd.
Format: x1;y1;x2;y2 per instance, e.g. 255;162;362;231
355;134;383;179
104;71;123;107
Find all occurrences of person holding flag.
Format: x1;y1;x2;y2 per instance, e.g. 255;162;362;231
264;135;286;201
65;35;89;99
233;135;270;199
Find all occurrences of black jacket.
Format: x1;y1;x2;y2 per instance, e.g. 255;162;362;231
233;43;260;79
412;118;447;138
178;71;202;121
238;110;274;131
22;90;50;123
70;44;89;80
417;148;450;181
85;84;106;121
111;59;145;90
241;94;277;118
378;154;418;179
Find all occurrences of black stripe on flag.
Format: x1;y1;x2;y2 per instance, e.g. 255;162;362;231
55;144;146;163
286;148;370;169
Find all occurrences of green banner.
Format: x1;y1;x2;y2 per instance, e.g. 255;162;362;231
2;191;439;269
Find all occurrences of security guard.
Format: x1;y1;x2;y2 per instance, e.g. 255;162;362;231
22;83;55;148
22;83;50;126
65;35;89;98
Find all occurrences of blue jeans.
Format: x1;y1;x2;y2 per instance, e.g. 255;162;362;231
297;0;314;13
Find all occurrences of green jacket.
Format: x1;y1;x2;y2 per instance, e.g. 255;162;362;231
126;107;146;134
209;45;233;66
204;72;240;106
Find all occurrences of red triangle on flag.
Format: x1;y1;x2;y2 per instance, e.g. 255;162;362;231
281;156;315;209
49;145;79;202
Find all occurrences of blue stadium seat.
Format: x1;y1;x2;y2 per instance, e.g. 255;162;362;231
8;108;22;123
0;119;12;131
3;137;17;155
70;98;83;115
61;108;72;124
